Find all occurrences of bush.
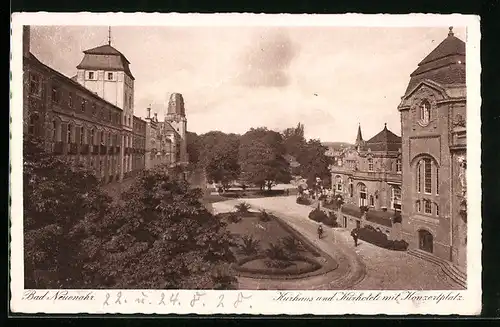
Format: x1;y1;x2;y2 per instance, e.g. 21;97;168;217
227;212;241;223
265;242;289;261
235;202;251;214
264;259;293;269
281;236;305;255
323;211;339;227
237;235;261;256
259;210;272;222
357;225;408;251
211;265;238;289
308;207;328;223
296;196;311;205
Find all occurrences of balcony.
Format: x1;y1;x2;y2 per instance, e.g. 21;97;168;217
92;145;99;155
100;145;107;155
68;143;78;155
53;141;64;155
351;170;402;183
80;144;89;155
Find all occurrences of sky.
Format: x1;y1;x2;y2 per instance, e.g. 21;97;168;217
29;25;466;143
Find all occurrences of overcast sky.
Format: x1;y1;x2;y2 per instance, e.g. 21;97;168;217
29;25;466;143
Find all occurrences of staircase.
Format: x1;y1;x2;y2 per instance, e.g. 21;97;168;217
407;249;467;289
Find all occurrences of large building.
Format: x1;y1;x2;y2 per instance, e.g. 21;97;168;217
329;124;402;235
23;26;189;184
398;27;467;270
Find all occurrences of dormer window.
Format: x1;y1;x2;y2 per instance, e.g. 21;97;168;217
418;100;431;126
107;72;114;80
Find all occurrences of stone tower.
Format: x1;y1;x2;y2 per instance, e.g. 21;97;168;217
166;93;188;164
355;123;365;151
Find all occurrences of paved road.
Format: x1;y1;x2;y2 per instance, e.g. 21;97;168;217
213;196;461;290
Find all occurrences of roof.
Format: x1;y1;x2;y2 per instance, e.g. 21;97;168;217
363;124;401;152
25;52;124;114
76;44;135;80
404;28;466;94
160;121;181;138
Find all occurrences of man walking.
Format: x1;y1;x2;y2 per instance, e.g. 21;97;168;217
351;228;359;247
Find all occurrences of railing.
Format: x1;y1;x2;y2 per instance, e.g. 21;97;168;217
53;141;64;155
329;165;355;174
351;170;402;183
68;143;78;155
80;144;89;155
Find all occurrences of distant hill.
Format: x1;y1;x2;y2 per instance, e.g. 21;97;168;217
321;142;354;150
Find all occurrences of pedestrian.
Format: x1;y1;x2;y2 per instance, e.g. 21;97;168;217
351;228;359;247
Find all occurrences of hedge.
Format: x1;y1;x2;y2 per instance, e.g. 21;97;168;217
357;225;408;251
233;254;322;276
296;196;311;205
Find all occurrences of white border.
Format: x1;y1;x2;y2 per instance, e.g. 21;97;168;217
10;13;481;315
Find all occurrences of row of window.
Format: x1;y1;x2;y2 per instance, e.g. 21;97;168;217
416;158;439;195
416;199;439;216
86;71;115;81
337;157;402;173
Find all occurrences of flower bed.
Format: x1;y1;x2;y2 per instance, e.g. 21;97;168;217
234;254;322;276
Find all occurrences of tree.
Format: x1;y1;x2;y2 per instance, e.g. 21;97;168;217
296;139;330;189
23;136;113;288
282;123;306;158
198;131;241;190
186;131;201;167
87;169;236;289
238;128;291;190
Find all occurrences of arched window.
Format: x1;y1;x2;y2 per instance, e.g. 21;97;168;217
436;167;439;195
392;186;402;211
396;158;402;173
348;178;353;197
424;199;432;214
415;200;421;212
336;175;343;192
80;127;86;145
358;183;367;206
90;128;95;145
100;131;105;145
419;100;431;125
368;157;374;171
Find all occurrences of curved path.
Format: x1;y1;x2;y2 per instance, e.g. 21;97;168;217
213;196;462;290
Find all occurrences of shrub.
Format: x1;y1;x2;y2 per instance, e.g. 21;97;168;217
359;205;369;214
357;225;408;251
227;212;241;223
308;207;328;223
235;202;251;214
237;235;261;256
323;211;339;227
296;196;311;205
393;212;402;224
265;242;289;261
281;236;305;255
211;265;238;290
264;259;293;269
259;210;272;222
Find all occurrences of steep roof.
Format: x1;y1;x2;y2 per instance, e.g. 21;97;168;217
76;44;135;80
364;124;401;152
404;27;465;94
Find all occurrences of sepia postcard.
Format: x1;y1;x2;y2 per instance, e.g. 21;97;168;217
9;12;481;315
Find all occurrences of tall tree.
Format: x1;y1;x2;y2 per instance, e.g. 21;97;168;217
186;131;201;167
198;131;240;189
239;127;291;190
296;139;331;189
282;122;306;158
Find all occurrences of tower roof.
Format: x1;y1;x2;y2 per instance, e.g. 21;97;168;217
76;44;134;80
167;93;186;116
404;27;465;94
364;124;401;152
355;124;364;145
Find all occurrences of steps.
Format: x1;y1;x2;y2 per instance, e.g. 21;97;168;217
407;249;467;289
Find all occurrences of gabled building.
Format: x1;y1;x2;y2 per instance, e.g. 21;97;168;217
329;124;402;232
398;27;467;270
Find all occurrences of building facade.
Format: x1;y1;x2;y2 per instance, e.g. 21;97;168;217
144;109;174;170
398;27;467;269
329;124;403;236
23;26;189;185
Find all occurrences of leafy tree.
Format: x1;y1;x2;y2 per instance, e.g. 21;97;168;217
186;131;201;167
282;123;306;158
296;139;330;188
88;169;236;289
238;128;291;190
23;137;113;288
198;131;240;190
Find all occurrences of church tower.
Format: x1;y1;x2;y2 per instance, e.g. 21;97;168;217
75;27;135;129
355;123;365;151
165;93;188;164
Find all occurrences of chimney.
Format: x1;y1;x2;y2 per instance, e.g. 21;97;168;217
146;106;151;119
154;112;158;122
23;25;30;58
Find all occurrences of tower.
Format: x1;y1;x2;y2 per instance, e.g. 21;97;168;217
75;27;135;128
165;93;188;164
355;123;365;151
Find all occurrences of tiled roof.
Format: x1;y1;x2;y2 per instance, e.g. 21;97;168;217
76;44;134;80
363;125;401;152
404;29;466;95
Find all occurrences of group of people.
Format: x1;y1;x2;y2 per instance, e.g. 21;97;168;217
317;223;359;247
